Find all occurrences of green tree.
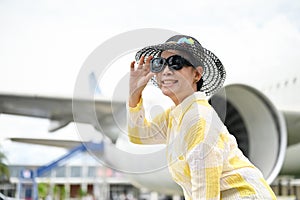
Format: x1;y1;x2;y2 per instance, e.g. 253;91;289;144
53;185;66;200
0;149;10;182
38;183;50;199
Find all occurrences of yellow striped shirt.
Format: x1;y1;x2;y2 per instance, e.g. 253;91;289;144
128;92;277;200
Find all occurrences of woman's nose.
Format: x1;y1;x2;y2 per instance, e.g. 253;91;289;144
162;65;173;76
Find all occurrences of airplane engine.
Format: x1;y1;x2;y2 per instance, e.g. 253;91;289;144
210;84;287;183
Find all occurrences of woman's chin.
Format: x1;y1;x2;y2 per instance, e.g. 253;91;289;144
161;87;177;99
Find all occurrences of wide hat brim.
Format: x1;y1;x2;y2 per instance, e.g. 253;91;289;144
135;35;226;96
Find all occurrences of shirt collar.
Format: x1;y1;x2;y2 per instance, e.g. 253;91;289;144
170;92;207;121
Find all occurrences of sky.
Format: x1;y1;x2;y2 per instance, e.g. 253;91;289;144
0;0;300;165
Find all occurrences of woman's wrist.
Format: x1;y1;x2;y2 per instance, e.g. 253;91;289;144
129;93;142;108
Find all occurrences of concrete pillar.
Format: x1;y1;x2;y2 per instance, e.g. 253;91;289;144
93;182;101;200
64;165;71;199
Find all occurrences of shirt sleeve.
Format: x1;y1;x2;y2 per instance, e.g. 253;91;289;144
183;106;224;200
127;97;169;144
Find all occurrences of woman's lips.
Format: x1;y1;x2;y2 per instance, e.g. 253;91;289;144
161;79;178;87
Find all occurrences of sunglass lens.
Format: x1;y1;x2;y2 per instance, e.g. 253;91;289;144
150;58;166;73
167;55;184;71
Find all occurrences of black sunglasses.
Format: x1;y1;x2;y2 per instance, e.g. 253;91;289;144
150;55;194;73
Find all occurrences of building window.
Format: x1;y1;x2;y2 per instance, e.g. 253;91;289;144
55;166;66;177
9;166;23;178
70;166;82;177
88;166;96;177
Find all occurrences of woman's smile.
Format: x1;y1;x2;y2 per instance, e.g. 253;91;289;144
161;79;178;87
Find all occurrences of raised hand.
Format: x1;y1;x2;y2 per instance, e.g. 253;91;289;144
129;56;154;107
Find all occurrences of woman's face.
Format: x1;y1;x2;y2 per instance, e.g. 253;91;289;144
156;50;201;105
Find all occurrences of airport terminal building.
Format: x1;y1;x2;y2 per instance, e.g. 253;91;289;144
7;163;137;199
1;152;176;200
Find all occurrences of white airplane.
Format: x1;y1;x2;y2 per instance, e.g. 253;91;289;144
1;67;300;195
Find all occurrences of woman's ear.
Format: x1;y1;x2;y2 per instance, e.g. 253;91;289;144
194;66;203;82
